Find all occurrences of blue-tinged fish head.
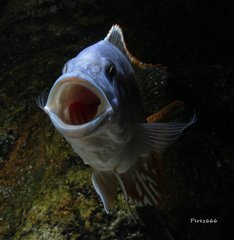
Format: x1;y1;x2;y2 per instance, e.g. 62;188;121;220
42;39;144;139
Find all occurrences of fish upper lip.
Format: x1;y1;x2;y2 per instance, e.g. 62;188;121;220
44;72;113;138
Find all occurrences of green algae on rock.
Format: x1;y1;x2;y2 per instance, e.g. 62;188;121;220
0;0;233;240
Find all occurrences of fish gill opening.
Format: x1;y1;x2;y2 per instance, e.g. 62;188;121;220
59;84;101;125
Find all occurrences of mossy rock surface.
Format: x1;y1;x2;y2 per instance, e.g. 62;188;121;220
0;0;233;239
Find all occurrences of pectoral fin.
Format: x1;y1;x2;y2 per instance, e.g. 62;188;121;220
141;102;196;152
92;170;118;214
141;113;196;152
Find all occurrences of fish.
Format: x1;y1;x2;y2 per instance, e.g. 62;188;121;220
37;25;196;214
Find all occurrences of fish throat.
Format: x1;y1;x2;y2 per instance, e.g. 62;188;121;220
61;84;101;125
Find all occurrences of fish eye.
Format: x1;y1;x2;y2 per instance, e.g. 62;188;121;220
109;65;116;77
106;64;117;81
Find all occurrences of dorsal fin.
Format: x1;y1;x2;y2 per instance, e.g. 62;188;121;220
105;25;168;115
105;24;126;54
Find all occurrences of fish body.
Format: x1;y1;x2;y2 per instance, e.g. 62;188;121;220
45;39;144;173
38;25;196;213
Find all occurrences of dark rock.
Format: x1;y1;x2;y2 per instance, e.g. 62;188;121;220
0;0;233;239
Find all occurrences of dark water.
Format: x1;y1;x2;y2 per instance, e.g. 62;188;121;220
0;0;233;239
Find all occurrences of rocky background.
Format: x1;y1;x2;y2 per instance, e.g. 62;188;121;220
0;0;233;239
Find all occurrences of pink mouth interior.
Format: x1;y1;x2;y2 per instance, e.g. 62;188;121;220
61;85;101;125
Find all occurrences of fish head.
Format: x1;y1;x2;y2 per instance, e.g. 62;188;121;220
40;38;143;139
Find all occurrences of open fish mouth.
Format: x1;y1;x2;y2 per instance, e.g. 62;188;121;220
43;75;113;136
60;83;101;125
